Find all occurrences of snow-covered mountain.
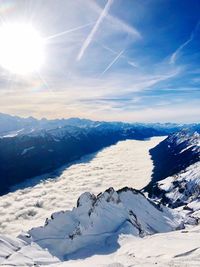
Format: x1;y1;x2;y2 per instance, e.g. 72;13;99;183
1;113;200;196
145;131;200;218
145;130;200;194
21;187;183;259
1;112;200;138
0;113;98;138
1;130;200;266
0;187;183;266
157;162;200;211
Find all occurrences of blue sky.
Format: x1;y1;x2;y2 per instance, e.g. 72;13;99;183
0;0;200;122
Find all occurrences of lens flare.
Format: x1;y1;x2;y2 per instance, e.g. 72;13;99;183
0;23;45;75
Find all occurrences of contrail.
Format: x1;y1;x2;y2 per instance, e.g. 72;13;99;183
170;35;194;64
90;1;141;39
101;49;124;75
46;22;94;40
77;0;114;61
170;20;200;64
99;42;138;68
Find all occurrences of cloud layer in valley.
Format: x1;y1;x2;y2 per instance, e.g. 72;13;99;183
0;137;164;235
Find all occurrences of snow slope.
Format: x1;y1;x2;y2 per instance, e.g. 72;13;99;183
61;224;200;267
157;162;200;208
0;187;183;266
2;225;200;267
2;226;200;267
0;234;59;266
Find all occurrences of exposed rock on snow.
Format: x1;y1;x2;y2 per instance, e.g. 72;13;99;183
19;187;183;260
0;187;183;266
154;161;200;227
157;162;200;208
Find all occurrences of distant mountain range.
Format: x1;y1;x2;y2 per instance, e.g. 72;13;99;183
0;112;200;195
0;112;200;137
0;113;97;137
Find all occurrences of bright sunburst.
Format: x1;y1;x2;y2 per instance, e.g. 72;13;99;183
0;23;45;75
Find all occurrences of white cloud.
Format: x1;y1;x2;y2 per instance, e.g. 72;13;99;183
0;63;183;120
0;137;162;235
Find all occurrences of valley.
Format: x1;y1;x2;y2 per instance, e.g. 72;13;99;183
0;137;163;235
0;125;200;267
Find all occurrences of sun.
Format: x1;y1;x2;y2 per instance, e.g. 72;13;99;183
0;23;45;75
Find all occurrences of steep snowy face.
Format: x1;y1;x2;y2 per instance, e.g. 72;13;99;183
157;162;200;210
145;130;200;195
19;187;182;260
145;130;200;220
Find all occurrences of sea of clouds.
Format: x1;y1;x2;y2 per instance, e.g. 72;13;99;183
0;137;164;236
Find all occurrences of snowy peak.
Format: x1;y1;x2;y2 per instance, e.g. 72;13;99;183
19;187;183;260
0;187;184;266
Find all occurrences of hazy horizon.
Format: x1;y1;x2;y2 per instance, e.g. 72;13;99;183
1;110;200;124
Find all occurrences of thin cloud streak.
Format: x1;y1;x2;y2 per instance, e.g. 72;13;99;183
128;61;138;68
99;42;138;68
89;0;141;39
46;22;95;40
106;12;141;38
77;0;114;61
170;21;200;64
101;49;124;75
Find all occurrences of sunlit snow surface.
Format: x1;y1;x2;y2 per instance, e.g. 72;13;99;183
62;225;200;267
0;137;164;235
